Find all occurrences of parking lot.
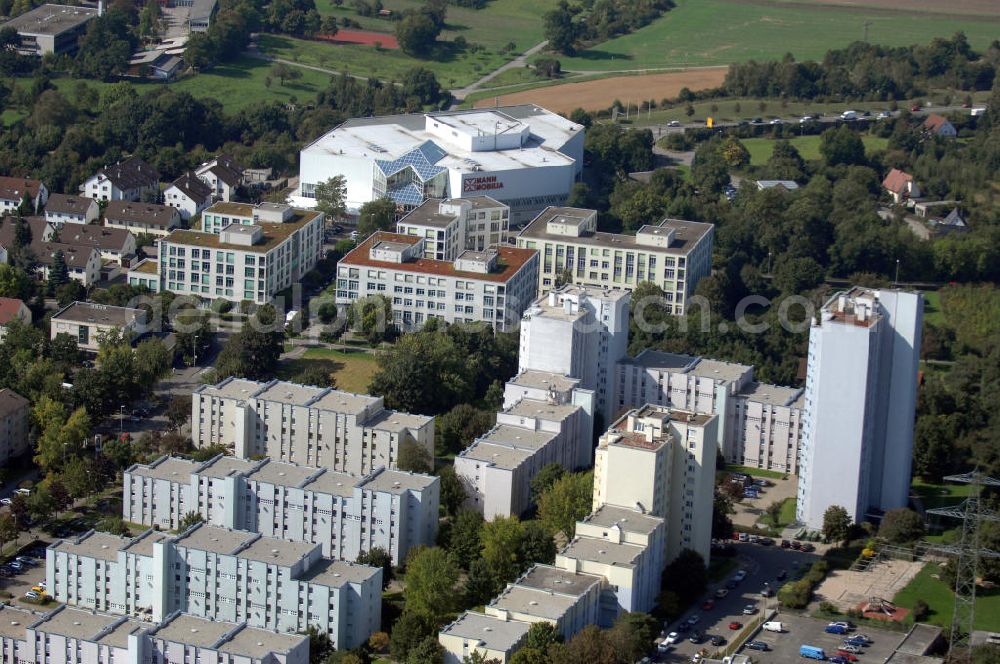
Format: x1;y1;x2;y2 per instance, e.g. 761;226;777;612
0;543;51;608
736;613;905;664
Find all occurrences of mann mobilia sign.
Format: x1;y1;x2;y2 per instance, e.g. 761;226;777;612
462;175;504;193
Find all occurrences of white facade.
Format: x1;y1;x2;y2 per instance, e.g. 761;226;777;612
518;285;630;425
123;454;439;566
796;288;923;529
335;231;539;332
44;193;99;226
81;157;159;202
46;524;382;650
192;378;435;476
50;301;148;352
515;208;715;315
397;197;510;260
295;106;584;224
164;174;213;221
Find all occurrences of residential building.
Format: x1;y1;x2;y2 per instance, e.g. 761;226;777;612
165;172;213;220
187;0;218;31
1;4;97;56
104;200;182;237
196;154;246;201
44;193;99;226
335;231;539;332
295;106;584;223
593;404;717;564
616;350;805;474
0;176;47;213
796;288;923;529
440;612;530;664
191;378;435;475
200;201;300;235
396;197;509;260
0;388;30;461
55;222;136;263
81;156;160;202
518;286;630;424
0;296;31;340
484;564;603;641
922;113;957;138
755;180;800;191
50;301;147;352
883;168;921;204
126;258;160;292
0;604;310;664
122;454;439;566
515;207;714;313
157;206;324;304
47;524;382;649
31;241;102;286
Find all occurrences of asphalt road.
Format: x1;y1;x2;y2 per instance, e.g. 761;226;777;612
660;542;821;663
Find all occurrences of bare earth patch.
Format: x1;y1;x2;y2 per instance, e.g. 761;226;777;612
474;67;729;114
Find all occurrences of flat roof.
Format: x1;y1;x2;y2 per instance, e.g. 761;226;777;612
311;389;381;416
341;232;537;284
152;613;231;649
519;211;713;255
129;455;199;482
236;537;317;568
247;459;321;489
508;370;579;393
219;625;307;659
358;468;436;494
737;382;804;408
623;349;699;371
581;504;664;537
0;605;37;640
54;531;128;562
164;213;320;254
33;607;122;641
253;380;325;406
515;564;603;598
301;559;381;587
459;441;534;471
196;455;257;479
3;3;97;36
897;623;943;656
302;468;359;498
490;584;578;621
559;535;644;569
122;529;171;558
687;358;753;383
631;404;714;427
366;408;433;433
52;301;143;327
129;258;158;275
505;398;579;423
174;524;256;556
205;202;254;217
479;424;558;451
440;611;529;652
98;617;145;648
398;199;460;229
195;377;263;401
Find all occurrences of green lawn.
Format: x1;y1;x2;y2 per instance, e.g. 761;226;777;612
724;464;787;480
893;562;1000;632
923;291;943;327
779;497;797;526
276;347;380;393
911;479;974;511
558;0;1000;72
741;135;888;165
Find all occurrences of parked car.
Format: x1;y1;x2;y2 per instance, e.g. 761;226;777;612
762;622;784;633
701;599;715;610
689;632;705;644
760;587;774;597
668;120;682;127
911;104;921;111
799;115;813;124
0;498;10;506
835;651;859;661
742;604;757;615
687;614;701;626
851;635;872;645
777;569;788;580
738;533;749;542
13;488;30;496
8;561;22;571
843;637;868;648
728;622;742;630
780;539;790;548
877;110;892;119
664;632;680;645
747;641;769;651
800;646;826;660
715;588;730;599
734;570;747;582
710;635;726;647
839;645;862;655
825;625;849;635
830;657;851;664
801;543;816;552
726;580;738;590
24;591;39;599
791;540;802;550
829;621;854;629
759;538;775;546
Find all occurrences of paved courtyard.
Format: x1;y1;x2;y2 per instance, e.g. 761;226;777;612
731;474;799;530
736;613;906;664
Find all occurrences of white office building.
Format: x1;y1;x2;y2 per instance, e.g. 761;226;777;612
397;197;510;260
515;207;714;314
518;286;631;425
123;454;439;566
335;231;539;332
796;288;923;529
47;524;382;650
294;106;584;224
192;378;435;475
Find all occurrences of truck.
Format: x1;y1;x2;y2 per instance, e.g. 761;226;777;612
800;645;826;660
762;621;784;632
840;110;858;120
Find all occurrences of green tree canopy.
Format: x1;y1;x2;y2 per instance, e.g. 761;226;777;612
538;471;593;538
822;505;852;543
403;546;459;619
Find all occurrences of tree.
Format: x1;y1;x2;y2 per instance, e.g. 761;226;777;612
530;463;566;502
0;514;18;553
480;515;525;589
543;1;577;55
391;611;438;661
437;465;466;517
403;546;459;618
213;305;284;380
167;394;192;431
48;250;69;288
608;613;657;664
819;125;866;167
661;549;707;604
304;624;332;664
369;631;390;653
408;635;444;664
292;364;336;388
48;479;71;511
0;264;33;300
401;67;444;107
397;439;432;473
178;511;204;532
26;485;56;521
98;516;130;536
134;338;172;391
270;62;302;86
350;294;395;346
62;456;98;498
314;175;348;221
396;13;441;57
447;509;484;569
49;333;80;366
436;404;495;456
712;490;735;539
721;137;750;168
537;471;592;538
878;508;925;544
520;520;556;566
463;652;500;664
173;308;213;367
764;500;784;528
772;256;824;294
822;505;852;543
357;197;397;238
34;397;90;473
356;547;393;588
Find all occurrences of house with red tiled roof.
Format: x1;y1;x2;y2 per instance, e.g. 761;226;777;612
0;297;31;340
335;231;539;332
0;176;48;214
882;168;921;204
922;113;957;138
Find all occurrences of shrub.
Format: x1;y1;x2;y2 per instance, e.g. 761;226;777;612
912;599;930;622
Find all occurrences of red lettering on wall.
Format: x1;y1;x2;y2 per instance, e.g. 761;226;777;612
462;175;505;193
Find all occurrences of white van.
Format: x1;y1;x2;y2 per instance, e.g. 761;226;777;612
841;110;858;120
762;621;784;633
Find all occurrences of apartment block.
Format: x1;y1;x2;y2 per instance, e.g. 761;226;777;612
518;286;630;425
396;196;509;260
0;388;30;462
515;207;714;315
335;231;539;332
157;204;324;304
50;301;148;353
47;524;382;650
122;454;439;566
616;349;805;474
797;288;923;529
191;378;435;475
440;611;530;664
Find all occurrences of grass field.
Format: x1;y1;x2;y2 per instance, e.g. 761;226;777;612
724;464;788;480
741;135;888;165
893;562;1000;631
923;291;943;327
281;347;380;393
558;0;1000;73
911;479;974;511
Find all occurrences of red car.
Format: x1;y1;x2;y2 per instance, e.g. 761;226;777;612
910;105;921;112
836;651;859;661
701;599;715;610
728;622;742;630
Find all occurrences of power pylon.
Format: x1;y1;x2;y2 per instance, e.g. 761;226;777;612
925;471;1000;660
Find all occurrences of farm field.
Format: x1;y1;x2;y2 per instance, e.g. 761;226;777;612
473;68;728;113
741;135;888;165
558;0;1000;73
